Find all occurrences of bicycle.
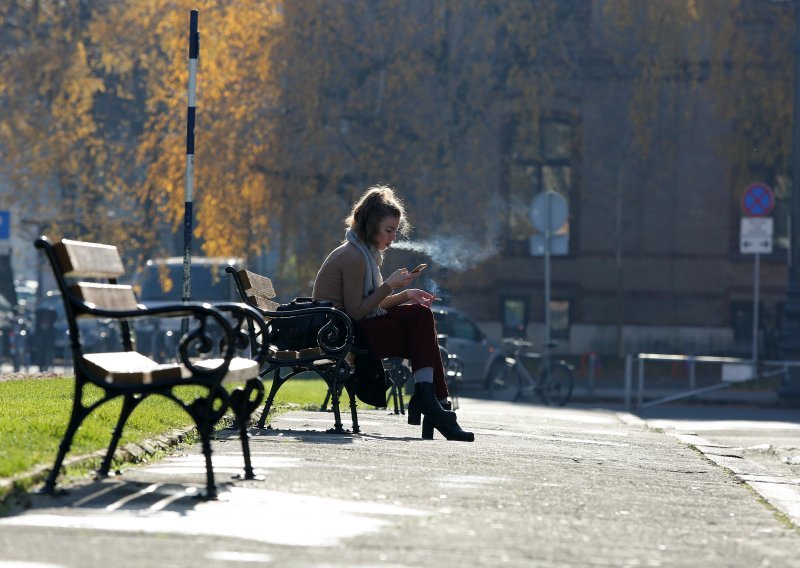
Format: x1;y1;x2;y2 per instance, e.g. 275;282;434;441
488;338;574;406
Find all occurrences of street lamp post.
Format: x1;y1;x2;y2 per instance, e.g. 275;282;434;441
780;1;800;403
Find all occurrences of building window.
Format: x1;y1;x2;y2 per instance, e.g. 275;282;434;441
502;297;528;338
731;300;761;343
549;299;571;339
731;301;783;359
543;121;573;160
507;117;574;255
509;164;539;241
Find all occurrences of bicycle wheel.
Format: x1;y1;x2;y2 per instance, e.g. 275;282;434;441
488;360;518;402
540;363;574;406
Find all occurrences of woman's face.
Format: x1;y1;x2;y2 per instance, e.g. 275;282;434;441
372;216;400;251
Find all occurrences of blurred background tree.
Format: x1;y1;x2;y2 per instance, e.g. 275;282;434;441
0;0;796;296
0;1;122;243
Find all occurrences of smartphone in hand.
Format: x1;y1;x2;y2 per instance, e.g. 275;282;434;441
410;263;427;274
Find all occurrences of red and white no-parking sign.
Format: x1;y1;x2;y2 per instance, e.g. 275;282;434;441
741;183;775;217
740;182;774;254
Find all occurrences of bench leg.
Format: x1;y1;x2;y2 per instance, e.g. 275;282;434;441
199;426;217;500
391;382;400;414
398;380;406;415
345;379;360;434
383;359;406;415
42;382;95;494
256;370;285;429
320;389;331;412
230;379;265;481
43;417;83;494
98;394;142;478
327;383;345;433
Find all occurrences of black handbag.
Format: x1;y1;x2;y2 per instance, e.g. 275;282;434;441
270;297;334;350
352;321;390;407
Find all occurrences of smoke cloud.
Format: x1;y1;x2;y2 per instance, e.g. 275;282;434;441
391;236;499;272
391;193;505;272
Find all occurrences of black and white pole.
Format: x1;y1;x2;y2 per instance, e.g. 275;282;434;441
183;9;199;310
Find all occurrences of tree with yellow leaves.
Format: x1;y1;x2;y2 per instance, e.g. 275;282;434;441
1;0;796;297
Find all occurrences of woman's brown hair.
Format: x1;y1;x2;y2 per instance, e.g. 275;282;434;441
346;185;411;246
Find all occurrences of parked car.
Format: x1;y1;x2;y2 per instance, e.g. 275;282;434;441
133;256;244;359
432;305;505;388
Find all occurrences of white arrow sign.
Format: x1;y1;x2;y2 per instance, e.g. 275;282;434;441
740;217;773;254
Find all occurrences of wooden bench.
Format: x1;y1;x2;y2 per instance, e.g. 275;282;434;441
35;237;270;499
226;266;361;433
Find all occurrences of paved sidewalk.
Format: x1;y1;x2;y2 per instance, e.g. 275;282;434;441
2;398;800;567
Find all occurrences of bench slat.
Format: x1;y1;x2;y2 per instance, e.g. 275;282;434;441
239;269;276;299
72;283;139;310
192;357;259;384
266;346;354;365
83;352;183;384
253;297;280;312
83;352;259;385
55;239;126;278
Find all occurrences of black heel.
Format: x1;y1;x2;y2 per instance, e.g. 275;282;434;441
422;414;473;442
410;383;471;441
422;416;434;439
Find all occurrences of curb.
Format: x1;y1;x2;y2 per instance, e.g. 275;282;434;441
0;424;198;509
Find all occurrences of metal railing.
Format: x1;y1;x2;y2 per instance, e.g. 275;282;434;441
623;353;800;409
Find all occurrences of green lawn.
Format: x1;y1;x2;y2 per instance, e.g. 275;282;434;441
0;375;333;483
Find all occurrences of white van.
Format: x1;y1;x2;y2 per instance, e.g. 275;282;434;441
134;256;244;359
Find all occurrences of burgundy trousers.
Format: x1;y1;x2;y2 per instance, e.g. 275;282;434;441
358;304;449;401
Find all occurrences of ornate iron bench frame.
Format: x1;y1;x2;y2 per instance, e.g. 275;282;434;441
225;266;360;433
36;237;269;499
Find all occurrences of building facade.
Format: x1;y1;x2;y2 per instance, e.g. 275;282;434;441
435;5;790;359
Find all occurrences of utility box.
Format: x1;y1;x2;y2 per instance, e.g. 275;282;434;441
722;363;755;383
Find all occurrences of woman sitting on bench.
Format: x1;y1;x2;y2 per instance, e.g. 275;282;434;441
312;185;474;442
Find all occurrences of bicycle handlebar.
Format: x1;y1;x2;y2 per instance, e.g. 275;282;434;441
502;337;560;351
502;337;534;348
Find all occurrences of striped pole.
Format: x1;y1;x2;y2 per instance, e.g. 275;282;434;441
183;9;199;308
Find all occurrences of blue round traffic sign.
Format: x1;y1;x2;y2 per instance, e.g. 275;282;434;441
741;183;774;217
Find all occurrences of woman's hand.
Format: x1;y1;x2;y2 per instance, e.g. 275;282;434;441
385;268;421;289
405;288;436;306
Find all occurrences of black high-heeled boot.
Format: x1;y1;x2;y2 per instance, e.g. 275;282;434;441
422;413;474;442
407;382;456;426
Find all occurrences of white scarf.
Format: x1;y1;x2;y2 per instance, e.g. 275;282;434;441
346;229;387;319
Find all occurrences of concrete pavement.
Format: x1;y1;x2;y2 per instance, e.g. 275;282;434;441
637;405;800;530
2;398;800;566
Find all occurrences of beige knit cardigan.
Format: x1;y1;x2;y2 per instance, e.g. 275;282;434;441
312;242;409;321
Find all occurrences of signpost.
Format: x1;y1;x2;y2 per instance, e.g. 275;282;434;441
530;191;569;368
182;10;199;336
740;218;773;254
740;183;775;363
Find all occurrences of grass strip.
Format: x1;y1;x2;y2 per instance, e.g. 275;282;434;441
0;377;214;479
0;376;333;483
0;373;398;513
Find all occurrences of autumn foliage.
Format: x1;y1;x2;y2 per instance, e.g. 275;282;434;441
0;0;796;290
